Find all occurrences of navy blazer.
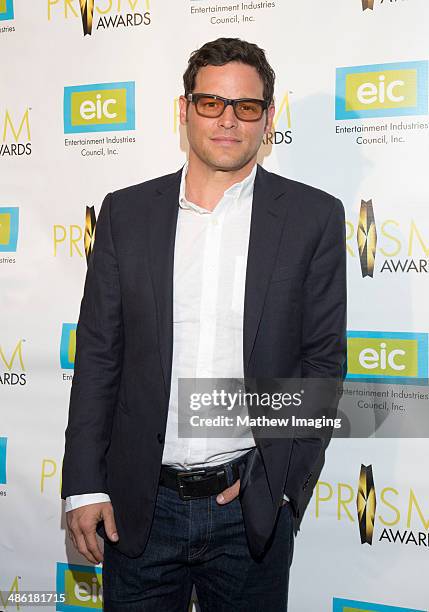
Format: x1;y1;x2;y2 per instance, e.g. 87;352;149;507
61;164;347;558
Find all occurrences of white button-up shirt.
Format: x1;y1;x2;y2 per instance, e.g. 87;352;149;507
161;161;256;468
65;163;264;511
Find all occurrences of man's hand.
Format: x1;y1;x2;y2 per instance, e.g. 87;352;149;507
66;501;118;564
216;479;240;504
216;477;290;511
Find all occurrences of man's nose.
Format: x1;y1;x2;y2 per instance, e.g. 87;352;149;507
217;103;238;129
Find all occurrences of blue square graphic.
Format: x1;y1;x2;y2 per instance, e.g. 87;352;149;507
0;207;19;252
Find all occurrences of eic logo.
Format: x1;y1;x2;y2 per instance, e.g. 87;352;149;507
333;598;425;612
0;0;14;20
336;60;428;119
0;437;7;485
0;207;19;252
346;331;428;384
60;323;77;369
64;82;135;134
56;562;103;610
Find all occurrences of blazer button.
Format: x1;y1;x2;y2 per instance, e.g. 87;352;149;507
157;433;164;444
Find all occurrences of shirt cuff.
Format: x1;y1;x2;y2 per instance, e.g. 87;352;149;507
283;493;290;501
65;493;111;512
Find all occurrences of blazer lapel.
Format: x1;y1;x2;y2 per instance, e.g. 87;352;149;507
147;169;182;397
243;165;290;373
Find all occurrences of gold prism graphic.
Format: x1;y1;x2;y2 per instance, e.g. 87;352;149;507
357;199;377;278
357;464;377;545
79;0;95;36
362;0;374;10
85;206;97;264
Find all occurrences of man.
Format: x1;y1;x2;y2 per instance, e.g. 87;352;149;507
62;37;346;611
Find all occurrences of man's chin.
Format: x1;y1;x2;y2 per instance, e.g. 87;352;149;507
205;154;255;173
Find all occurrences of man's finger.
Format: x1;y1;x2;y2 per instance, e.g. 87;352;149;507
74;529;100;565
216;479;240;504
67;528;77;549
82;526;103;564
102;505;119;542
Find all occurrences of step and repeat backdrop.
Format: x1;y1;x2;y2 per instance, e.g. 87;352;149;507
1;0;429;610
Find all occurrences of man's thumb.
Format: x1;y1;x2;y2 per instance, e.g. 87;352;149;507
102;506;119;542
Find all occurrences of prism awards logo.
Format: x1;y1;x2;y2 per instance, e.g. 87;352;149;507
357;199;377;278
361;0;374;9
0;437;7;485
48;0;151;36
346;331;429;385
60;324;77;370
0;207;19;252
85;206;96;263
56;562;102;610
79;0;94;35
336;61;428;120
1;108;32;156
0;339;26;385
357;464;376;545
333;599;426;612
0;0;13;20
64;82;135;134
53;205;97;263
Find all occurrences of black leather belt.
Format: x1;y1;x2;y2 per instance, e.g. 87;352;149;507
159;453;250;501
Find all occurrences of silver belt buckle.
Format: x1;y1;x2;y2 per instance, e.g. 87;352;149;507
176;469;207;500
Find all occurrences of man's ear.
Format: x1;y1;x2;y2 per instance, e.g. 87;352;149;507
264;103;275;133
178;95;189;126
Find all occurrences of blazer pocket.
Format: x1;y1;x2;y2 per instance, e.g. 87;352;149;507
270;263;304;283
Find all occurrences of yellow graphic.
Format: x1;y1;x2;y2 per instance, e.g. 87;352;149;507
79;0;94;35
272;92;292;130
68;329;76;364
0;0;7;13
0;576;20;610
41;458;62;493
0;340;25;371
347;336;418;378
0;212;11;244
2;109;31;142
357;464;377;545
316;478;429;530
64;568;103;608
362;0;374;9
345;69;417;112
70;89;127;126
53;225;84;257
85;206;97;262
357;199;377;277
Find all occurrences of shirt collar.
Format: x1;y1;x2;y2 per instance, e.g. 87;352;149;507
179;161;257;214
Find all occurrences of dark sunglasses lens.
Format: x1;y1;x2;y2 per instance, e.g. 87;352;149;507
234;100;264;120
196;96;225;117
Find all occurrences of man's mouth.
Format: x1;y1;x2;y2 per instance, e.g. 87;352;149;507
210;136;241;145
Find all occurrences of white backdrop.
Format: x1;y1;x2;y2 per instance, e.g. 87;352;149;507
1;1;429;611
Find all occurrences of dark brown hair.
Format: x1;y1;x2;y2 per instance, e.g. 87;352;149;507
183;38;275;104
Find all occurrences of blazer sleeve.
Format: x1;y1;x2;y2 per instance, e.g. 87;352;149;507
284;197;347;520
301;196;347;380
61;192;124;499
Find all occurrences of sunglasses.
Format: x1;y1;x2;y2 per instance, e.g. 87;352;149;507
186;93;269;122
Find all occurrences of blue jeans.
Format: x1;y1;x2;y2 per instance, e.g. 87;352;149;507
102;461;294;611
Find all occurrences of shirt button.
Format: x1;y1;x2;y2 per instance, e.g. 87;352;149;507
157;433;164;444
212;219;218;226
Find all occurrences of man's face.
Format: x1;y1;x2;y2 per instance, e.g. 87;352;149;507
179;62;275;172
